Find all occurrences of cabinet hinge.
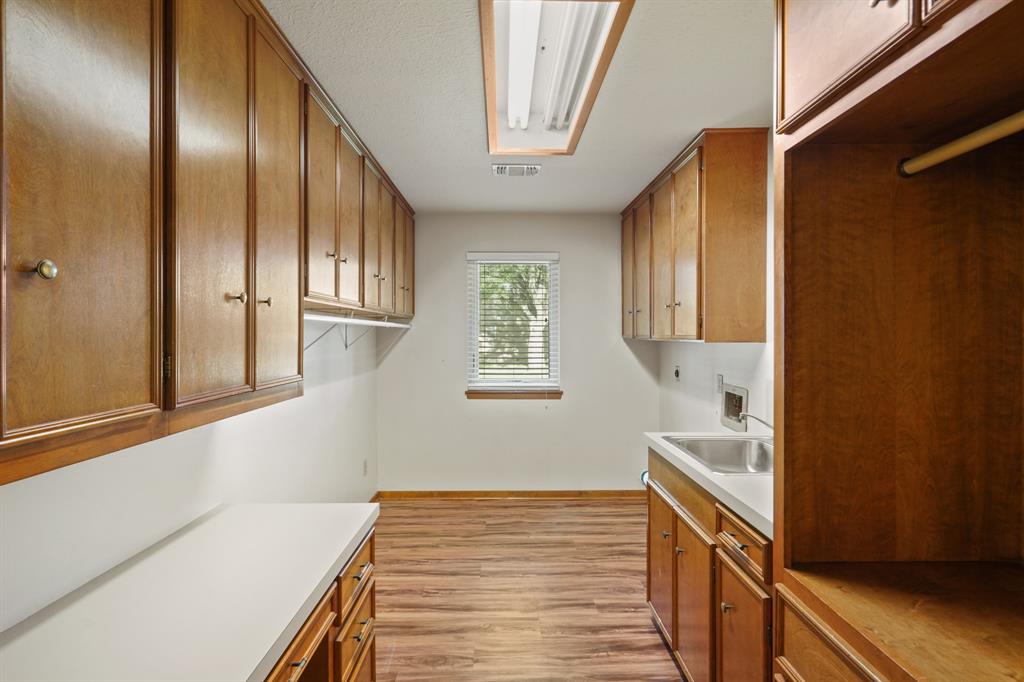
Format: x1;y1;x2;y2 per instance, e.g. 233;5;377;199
162;354;172;380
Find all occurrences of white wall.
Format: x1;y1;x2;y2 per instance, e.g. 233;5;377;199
658;147;774;435
0;323;378;631
375;212;660;491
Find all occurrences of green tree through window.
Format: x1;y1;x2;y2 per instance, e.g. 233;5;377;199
477;262;551;380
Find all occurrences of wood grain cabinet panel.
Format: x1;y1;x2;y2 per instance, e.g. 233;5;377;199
671;149;701;339
716;549;770;682
777;0;920;132
170;0;251;405
362;165;381;310
634;199;652;340
651;179;674;340
338;135;364;306
648;484;675;643
394;204;407;315
1;0;162;440
305;90;340;303
378;185;396;314
621;213;636;337
674;510;715;682
403;212;415;316
253;30;302;387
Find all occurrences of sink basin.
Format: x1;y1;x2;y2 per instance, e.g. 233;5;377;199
663;437;773;475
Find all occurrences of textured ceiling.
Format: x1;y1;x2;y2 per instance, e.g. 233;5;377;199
262;0;774;213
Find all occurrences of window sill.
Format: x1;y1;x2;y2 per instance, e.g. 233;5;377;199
465;389;563;400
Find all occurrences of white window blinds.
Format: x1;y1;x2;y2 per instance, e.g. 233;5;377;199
467;252;560;389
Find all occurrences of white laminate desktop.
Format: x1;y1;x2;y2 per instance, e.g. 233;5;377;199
0;503;378;682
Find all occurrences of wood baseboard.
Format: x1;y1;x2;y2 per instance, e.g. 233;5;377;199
375;490;645;500
369;492;381;503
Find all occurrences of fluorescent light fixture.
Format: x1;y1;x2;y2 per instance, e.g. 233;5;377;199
480;0;633;155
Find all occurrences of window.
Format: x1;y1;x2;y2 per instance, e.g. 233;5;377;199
467;252;560;396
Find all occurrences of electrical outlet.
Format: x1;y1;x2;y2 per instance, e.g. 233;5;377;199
716;373;724;394
362;459;368;476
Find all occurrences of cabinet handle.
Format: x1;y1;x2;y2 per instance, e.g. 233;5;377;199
326;250;337;259
339;256;348;263
665;303;673;309
660;530;671;539
725;531;749;551
258;296;273;307
373;273;379;279
675;546;685;555
674;301;681;307
635;309;642;313
627;310;634;315
353;616;374;643
229;292;248;304
720;601;735;613
34;259;59;280
353;562;371;581
869;0;882;6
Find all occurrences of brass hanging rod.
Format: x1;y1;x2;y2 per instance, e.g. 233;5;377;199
898;109;1024;177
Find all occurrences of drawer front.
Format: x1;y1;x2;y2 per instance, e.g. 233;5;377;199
777;0;920;132
775;585;881;682
351;633;376;682
337;575;375;682
716;503;771;584
338;531;374;620
267;583;338;682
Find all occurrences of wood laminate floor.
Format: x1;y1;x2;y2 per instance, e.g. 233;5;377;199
373;497;681;681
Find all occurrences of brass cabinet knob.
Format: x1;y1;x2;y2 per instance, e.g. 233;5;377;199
35;259;58;280
338;256;348;263
258;296;273;307
373;273;379;279
326;251;336;258
660;530;671;539
229;292;248;304
720;601;735;613
675;546;685;555
381;276;387;281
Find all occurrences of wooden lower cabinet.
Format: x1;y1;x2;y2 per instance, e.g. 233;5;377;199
648;484;676;640
268;530;376;682
716;549;770;682
674;510;715;682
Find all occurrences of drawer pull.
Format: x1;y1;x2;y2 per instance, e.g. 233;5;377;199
725;531;749;551
675;546;685;555
286;656;307;682
660;530;671;539
353;617;374;643
720;601;735;613
353;562;371;581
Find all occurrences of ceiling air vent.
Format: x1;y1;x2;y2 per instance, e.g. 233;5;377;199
491;163;541;177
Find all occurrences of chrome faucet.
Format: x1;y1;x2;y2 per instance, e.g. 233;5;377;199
739;412;774;431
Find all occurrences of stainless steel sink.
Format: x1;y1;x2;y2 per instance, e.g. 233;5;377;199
663;437;773;475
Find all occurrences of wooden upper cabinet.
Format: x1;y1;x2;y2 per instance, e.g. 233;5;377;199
1;0;161;441
671;149;701;339
716;548;770;682
621;213;636;338
170;0;251;406
777;0;919;132
253;30;302;387
675;510;716;682
338;133;363;306
305;90;340;303
362;164;381;310
634;199;652;340
379;185;396;313
651;179;674;340
403;213;415;316
395;204;408;315
648;485;675;642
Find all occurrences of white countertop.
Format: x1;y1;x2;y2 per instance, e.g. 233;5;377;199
645;432;773;538
0;503;378;682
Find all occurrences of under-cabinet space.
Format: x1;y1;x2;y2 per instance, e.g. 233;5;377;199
621;128;767;342
0;0;162;446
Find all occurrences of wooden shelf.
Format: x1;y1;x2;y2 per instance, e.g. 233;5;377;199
786;562;1024;682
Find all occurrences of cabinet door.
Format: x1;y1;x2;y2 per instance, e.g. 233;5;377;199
362;165;381;309
2;0;161;438
634;198;652;340
394;203;408;315
339;134;363;305
716;549;770;682
379;185;396;313
672;149;701;339
404;214;415;316
305;90;339;302
777;0;918;131
621;213;635;338
253;31;302;387
651;179;673;340
648;485;675;642
171;0;251;405
675;512;715;682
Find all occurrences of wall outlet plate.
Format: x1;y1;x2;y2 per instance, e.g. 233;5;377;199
721;383;748;432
